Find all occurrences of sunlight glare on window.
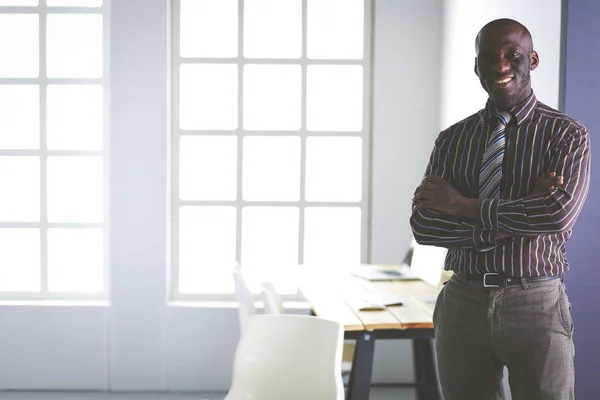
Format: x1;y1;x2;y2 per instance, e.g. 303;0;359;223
304;207;361;266
0;85;39;150
47;85;103;150
0;229;40;292
47;228;103;292
179;136;237;201
179;64;238;130
47;156;103;223
46;14;103;78
243;64;301;131
0;14;39;78
244;0;301;59
242;206;299;268
241;206;299;292
242;136;300;201
47;0;102;6
180;0;237;58
307;0;364;60
307;65;363;131
179;206;237;294
305;136;362;202
0;157;40;222
0;0;38;5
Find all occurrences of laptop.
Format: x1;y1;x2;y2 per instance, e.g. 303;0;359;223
351;238;449;288
351;264;419;281
410;238;448;288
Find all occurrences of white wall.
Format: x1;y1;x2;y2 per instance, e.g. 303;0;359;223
109;0;169;390
440;0;562;129
0;0;564;393
370;0;444;264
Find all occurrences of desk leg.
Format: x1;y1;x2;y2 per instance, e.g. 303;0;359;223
412;339;440;400
346;332;375;400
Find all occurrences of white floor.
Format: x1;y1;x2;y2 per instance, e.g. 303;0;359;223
0;388;416;400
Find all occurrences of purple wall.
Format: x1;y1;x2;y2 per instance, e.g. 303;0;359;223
563;0;600;396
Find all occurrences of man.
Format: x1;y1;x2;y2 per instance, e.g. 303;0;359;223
411;19;590;399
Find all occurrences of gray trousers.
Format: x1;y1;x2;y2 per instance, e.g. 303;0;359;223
433;273;575;400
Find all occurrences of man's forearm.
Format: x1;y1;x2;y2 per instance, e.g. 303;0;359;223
455;197;481;222
455;197;512;239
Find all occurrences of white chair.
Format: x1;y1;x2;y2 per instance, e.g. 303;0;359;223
225;314;345;400
259;281;355;378
232;270;256;331
259;281;285;314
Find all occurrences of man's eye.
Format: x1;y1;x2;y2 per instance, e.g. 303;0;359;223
512;52;522;58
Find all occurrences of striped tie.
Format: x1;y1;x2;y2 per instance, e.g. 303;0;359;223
479;111;512;199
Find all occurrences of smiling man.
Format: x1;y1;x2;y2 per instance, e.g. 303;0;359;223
410;19;590;399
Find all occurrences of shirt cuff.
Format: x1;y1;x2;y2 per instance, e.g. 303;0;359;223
478;198;500;231
472;228;497;252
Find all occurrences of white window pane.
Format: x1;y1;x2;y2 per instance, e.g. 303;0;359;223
47;0;102;6
241;206;300;294
243;136;300;201
0;0;37;5
179;136;237;201
47;156;103;223
47;85;103;150
304;207;361;265
0;229;40;292
0;85;39;150
179;206;237;294
47;14;103;78
242;206;299;270
0;157;39;222
179;64;238;130
244;64;301;131
48;228;103;293
180;0;237;58
244;0;301;59
305;137;362;202
0;15;39;78
307;65;363;131
307;0;364;59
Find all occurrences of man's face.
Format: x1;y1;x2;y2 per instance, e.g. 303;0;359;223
474;25;539;109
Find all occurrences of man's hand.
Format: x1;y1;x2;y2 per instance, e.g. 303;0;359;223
531;172;564;195
412;175;477;218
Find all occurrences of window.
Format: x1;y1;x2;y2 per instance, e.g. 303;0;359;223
171;0;372;299
0;1;108;300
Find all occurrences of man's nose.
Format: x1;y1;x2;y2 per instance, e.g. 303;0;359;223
492;59;510;73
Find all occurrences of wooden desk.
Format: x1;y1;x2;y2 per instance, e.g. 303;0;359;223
297;267;442;400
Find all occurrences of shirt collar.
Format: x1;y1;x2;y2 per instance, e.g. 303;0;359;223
482;91;538;126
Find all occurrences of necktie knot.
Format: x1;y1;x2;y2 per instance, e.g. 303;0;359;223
495;111;512;127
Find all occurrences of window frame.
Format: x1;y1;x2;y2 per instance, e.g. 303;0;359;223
0;2;110;301
170;0;373;301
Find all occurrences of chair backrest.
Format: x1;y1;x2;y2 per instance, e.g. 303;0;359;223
225;314;345;400
232;270;256;330
260;281;285;314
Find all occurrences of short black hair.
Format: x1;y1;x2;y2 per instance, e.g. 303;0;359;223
475;18;533;52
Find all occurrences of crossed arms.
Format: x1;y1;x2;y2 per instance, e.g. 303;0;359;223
410;126;590;251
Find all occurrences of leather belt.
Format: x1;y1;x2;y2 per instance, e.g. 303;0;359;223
460;272;562;288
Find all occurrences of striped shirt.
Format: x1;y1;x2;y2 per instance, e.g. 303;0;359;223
410;92;591;277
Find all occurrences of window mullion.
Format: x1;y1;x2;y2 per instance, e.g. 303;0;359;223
39;9;49;295
170;0;182;300
235;0;244;264
298;0;308;266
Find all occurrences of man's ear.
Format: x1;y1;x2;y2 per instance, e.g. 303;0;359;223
474;57;479;76
530;50;540;71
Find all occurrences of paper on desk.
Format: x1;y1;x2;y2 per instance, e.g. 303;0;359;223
351;292;405;311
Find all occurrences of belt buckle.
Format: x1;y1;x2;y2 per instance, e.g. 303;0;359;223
483;272;501;288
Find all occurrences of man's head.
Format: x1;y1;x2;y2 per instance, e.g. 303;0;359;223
474;19;539;110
